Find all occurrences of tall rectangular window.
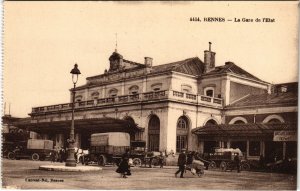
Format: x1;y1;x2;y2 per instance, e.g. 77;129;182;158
176;135;187;152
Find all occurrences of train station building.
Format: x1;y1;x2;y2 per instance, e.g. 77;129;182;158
13;44;297;161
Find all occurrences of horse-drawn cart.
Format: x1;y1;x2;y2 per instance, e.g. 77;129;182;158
203;148;250;171
85;132;130;166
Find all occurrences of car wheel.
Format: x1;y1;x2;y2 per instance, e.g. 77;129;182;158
220;161;227;171
32;153;40;161
133;158;142;167
8;152;15;160
241;162;250;171
39;155;46;161
209;161;217;169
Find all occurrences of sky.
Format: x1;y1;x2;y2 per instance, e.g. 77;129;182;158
3;1;298;117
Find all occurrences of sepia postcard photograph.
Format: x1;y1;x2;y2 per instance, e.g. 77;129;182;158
2;1;298;190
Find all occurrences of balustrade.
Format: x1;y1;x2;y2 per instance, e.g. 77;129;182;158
118;95;129;102
86;100;94;105
173;91;184;98
31;90;222;114
200;96;212;102
213;98;222;104
186;93;196;100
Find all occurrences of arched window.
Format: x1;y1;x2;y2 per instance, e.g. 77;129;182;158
151;83;162;92
268;118;282;123
109;88;118;97
177;118;187;129
263;115;285;123
205;119;217;125
75;95;83;102
148;115;160;151
229;117;248;124
129;85;139;95
176;116;189;152
91;92;100;99
234;120;246;124
204;87;214;97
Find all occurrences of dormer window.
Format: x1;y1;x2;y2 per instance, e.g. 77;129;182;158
204;87;214;97
109;88;118;97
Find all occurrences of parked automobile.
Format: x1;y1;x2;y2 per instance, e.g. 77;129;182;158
7;139;53;161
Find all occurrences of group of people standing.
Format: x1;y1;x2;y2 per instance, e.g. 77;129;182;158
50;148;67;163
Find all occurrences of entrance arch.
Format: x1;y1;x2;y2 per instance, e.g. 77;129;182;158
148;115;160;151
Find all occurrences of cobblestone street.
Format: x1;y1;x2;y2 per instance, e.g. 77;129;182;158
2;159;297;190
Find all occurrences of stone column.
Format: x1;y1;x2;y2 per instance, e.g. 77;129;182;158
75;133;81;148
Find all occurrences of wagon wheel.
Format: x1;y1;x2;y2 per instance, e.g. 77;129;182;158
197;168;205;177
39;155;46;161
7;152;15;160
151;157;159;166
132;158;142;167
220;161;227;171
32;153;40;161
208;161;217;169
98;155;106;166
241;162;250;171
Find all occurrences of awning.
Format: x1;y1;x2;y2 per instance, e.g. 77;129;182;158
192;123;297;140
12;117;144;134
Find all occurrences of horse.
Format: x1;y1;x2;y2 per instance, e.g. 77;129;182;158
74;147;89;164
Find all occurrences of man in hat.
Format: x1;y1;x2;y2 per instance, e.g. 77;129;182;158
175;148;187;178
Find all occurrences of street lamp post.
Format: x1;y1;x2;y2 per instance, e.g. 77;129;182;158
66;64;81;167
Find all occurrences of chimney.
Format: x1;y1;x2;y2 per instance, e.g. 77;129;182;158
204;42;216;73
144;57;153;67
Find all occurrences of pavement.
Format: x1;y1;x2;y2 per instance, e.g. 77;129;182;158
2;159;297;190
39;164;102;172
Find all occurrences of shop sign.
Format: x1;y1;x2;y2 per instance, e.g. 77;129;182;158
273;131;297;141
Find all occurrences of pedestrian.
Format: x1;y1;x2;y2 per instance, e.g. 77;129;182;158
175;148;187;178
61;148;66;162
50;151;56;163
259;154;265;169
57;148;62;163
158;151;165;168
116;149;131;178
234;153;241;173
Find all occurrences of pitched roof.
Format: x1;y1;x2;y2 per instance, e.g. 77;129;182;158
151;57;205;76
203;62;264;82
226;92;298;108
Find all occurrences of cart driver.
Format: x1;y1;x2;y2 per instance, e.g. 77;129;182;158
234;153;241;173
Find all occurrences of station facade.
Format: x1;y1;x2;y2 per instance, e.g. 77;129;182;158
16;44;297;161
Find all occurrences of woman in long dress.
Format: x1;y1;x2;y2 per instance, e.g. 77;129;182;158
116;150;131;178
